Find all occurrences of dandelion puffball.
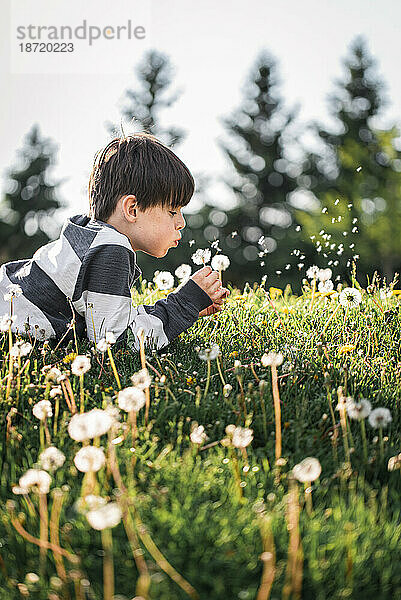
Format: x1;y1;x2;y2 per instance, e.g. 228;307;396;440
39;447;66;471
16;469;52;495
190;424;208;445
71;355;91;376
68;408;114;441
292;457;322;483
86;502;122;530
196;343;221;361
191;248;211;265
261;351;284;367
306;265;319;279
318;280;334;293
345;398;371;421
231;426;254;449
368;407;392;429
32;399;53;420
117;387;146;413
175;264;192;281
339;287;362;308
74;446;106;472
211;254;230;272
131;368;151;390
153;271;174;291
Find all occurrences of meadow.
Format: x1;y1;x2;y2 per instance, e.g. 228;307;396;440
0;269;400;600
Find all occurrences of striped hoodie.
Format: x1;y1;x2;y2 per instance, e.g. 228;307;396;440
0;214;213;350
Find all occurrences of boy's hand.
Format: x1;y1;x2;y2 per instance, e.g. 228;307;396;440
191;265;229;317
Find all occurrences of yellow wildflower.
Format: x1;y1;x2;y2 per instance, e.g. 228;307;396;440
229;351;239;358
63;352;77;364
338;344;356;354
186;376;196;385
269;287;282;299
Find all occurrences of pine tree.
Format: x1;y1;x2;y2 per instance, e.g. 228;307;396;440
108;49;185;147
0;125;62;263
297;37;401;282
214;51;315;289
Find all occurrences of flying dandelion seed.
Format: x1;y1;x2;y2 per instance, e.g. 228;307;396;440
231;231;238;237
322;207;328;213
189;240;195;247
356;166;362;172
295;225;301;231
306;266;319;279
334;198;340;206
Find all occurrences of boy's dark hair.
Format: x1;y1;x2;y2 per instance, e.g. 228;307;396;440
88;133;195;221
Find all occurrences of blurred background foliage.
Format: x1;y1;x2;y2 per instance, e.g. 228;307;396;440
1;38;400;290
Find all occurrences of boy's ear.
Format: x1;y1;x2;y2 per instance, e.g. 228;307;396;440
122;195;138;220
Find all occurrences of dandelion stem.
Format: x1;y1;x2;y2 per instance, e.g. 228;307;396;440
202;359;211;400
49;489;68;585
39;492;48;576
271;365;282;462
107;347;121;390
216;355;226;386
256;512;275;600
101;528;114;600
282;478;303;600
309;277;316;312
360;419;368;462
79;374;85;413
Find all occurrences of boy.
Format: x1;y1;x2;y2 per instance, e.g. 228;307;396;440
0;133;229;351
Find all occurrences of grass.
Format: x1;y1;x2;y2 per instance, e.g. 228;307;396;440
0;276;400;600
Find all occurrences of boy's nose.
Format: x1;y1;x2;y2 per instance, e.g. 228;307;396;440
177;214;186;229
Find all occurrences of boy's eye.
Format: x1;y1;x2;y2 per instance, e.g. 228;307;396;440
169;211;177;216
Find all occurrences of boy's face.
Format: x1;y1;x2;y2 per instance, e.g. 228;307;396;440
127;202;186;258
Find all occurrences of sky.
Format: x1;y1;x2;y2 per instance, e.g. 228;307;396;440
1;0;401;223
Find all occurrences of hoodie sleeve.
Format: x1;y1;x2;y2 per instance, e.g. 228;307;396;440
74;242;212;349
126;278;213;351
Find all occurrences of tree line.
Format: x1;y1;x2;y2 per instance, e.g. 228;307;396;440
1;37;400;290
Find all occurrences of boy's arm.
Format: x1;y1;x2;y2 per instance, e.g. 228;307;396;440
126;278;213;351
76;243;212;349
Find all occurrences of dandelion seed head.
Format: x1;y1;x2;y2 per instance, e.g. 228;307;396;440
117;387;146;413
17;469;52;495
191;248;211;265
68;409;114;441
368;407;392;429
74;446;106;473
175;264;192;281
86;502;122;530
71;355;91;376
211;254;230;271
339;287;362;308
153;271;174;291
292;457;321;482
190;424;208;445
261;351;283;367
32;399;53;420
345;398;372;420
196;343;220;361
39;447;66;471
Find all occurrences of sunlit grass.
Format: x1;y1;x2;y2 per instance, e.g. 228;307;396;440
0;277;400;599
